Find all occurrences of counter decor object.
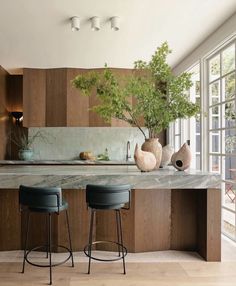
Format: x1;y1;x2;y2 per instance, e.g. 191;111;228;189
141;138;162;169
160;144;174;168
10;127;49;160
72;42;200;153
171;143;192;171
18;149;34;160
96;148;110;161
79;151;95;160
134;143;156;172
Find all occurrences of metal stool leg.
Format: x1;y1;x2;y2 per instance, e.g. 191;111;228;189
118;210;126;274
48;213;52;285
88;209;95;274
22;211;30;274
65;210;74;267
115;210;121;257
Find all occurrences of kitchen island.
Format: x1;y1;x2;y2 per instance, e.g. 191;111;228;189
0;165;221;261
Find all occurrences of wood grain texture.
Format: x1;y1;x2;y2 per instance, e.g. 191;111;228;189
95;201;135;252
2;261;236;286
66;69;89;127
7;75;23;112
171;189;198;250
46;69;67;126
0;66;9;159
57;190;91;251
23;68;46;127
0;188;221;261
206;188;221;261
134;189;171;251
0;190;21;250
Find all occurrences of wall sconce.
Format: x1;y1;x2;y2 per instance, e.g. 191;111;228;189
91;16;100;31
11;111;23;125
110;16;120;31
71;16;80;32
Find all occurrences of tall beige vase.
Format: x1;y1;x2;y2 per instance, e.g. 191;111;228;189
141;138;162;169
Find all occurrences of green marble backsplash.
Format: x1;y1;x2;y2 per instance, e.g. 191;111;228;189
29;127;148;161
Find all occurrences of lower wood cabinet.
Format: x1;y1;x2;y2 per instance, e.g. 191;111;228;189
0;188;221;261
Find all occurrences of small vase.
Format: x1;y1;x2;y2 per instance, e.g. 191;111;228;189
18;149;33;160
160;144;174;168
171;143;191;171
141;138;162;169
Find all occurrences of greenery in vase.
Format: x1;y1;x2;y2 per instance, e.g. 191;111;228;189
72;42;200;139
11;128;49;150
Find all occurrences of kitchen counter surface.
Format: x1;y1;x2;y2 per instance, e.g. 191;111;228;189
0;165;221;189
0;160;135;165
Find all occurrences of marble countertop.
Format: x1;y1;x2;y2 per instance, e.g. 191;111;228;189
0;165;221;190
0;160;135;165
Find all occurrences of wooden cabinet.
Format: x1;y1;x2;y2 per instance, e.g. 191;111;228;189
23;68;138;127
23;69;46;126
23;68;89;127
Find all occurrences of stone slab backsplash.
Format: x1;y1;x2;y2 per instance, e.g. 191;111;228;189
29;127;148;161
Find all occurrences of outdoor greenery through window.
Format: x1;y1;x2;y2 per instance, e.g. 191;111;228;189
208;42;236;241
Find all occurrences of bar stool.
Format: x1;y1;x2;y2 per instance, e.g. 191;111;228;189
84;184;131;274
19;185;74;285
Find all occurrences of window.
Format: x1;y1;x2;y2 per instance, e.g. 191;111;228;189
188;64;201;170
207;42;236;241
171;63;201;170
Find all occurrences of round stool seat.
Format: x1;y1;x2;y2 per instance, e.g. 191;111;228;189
28;200;68;213
86;184;131;210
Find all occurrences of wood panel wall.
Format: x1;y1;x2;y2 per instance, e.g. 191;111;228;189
66;69;89;126
0;66;9;159
23;68;46;127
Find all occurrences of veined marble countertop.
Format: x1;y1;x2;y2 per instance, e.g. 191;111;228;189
0;160;135;165
0;165;221;190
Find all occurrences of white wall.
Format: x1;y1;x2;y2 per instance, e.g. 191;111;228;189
173;12;236;75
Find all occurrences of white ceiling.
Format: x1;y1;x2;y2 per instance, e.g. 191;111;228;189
0;0;236;74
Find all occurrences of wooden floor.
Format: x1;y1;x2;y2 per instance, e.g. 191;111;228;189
0;237;236;286
1;261;236;286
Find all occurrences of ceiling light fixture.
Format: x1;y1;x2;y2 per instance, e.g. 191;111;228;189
71;16;80;32
110;16;120;31
91;16;100;31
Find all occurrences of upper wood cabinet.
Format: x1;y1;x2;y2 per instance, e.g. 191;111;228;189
23;68;46;127
23;67;138;127
23;68;90;127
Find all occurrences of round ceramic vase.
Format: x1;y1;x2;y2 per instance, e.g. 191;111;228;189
18;149;33;160
141;138;162;169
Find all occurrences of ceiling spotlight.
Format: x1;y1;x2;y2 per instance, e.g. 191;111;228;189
110;16;120;31
91;16;100;31
71;16;80;32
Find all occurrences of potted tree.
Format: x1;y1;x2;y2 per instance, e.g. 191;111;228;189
72;42;200;168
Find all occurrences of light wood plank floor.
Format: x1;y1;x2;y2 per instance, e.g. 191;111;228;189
0;237;236;286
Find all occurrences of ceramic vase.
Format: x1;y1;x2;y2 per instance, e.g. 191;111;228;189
134;144;156;172
171;143;191;171
141;138;162;169
18;149;33;160
160;144;174;168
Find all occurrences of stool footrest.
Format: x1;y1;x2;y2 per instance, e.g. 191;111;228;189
25;244;73;268
84;240;127;262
